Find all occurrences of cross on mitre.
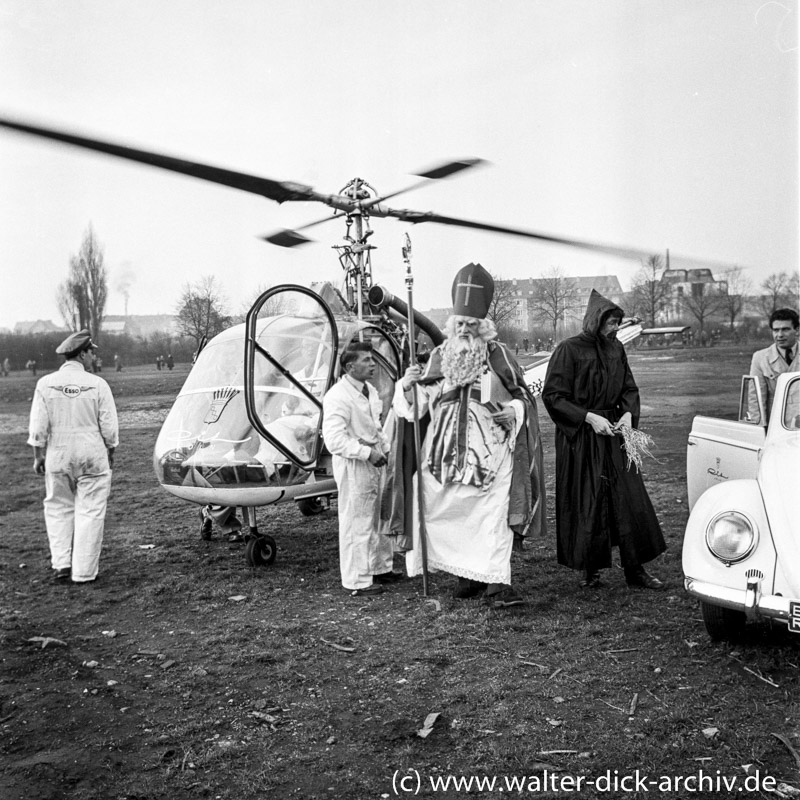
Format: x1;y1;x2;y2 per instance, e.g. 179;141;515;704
451;262;494;319
457;273;483;306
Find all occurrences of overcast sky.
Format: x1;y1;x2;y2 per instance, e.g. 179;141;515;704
0;0;797;328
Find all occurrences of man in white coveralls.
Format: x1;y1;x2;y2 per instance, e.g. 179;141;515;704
322;341;402;596
28;329;119;583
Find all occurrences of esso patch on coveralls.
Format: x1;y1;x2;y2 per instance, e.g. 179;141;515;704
62;385;82;398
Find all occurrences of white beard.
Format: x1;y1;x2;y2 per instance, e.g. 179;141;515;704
441;335;488;386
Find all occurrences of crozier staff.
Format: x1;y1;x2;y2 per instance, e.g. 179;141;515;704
542;290;665;590
395;262;545;609
28;329;119;584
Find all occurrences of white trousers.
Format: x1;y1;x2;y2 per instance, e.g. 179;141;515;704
333;457;394;590
44;470;112;582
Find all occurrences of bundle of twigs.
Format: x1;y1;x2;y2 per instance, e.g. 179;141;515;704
618;425;656;473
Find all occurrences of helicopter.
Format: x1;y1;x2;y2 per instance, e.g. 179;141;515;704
2;116;658;567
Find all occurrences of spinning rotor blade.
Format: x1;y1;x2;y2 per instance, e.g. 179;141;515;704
371;207;664;263
263;227;319;247
0;116;320;204
414;158;486;180
367;157;487;206
1;116;727;268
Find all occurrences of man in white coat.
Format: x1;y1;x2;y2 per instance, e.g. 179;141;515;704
322;342;400;596
749;308;799;421
28;330;119;583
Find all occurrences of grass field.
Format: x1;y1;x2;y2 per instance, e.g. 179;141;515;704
1;347;798;800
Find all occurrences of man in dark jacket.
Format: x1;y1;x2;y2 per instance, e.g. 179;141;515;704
542;290;665;589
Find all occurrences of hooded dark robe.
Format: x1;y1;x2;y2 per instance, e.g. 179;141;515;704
542;290;665;571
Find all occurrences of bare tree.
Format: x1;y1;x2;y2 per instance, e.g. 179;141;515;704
175;275;231;348
487;274;520;334
681;281;726;343
629;255;670;327
56;281;81;330
56;225;108;337
235;283;299;322
528;267;579;342
759;271;797;316
719;266;752;333
789;272;800;307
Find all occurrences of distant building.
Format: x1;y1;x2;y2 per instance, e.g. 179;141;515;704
103;314;178;337
14;319;68;334
659;268;728;320
571;276;626;311
103;319;128;335
422;275;627;338
502;275;626;332
13;316;179;338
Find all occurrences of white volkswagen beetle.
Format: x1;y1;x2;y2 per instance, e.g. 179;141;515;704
683;372;800;640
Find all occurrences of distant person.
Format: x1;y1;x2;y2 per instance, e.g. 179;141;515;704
166;353;174;371
155;355;162;371
322;341;398;596
114;353;122;372
27;330;119;584
749;308;799;420
1;357;8;376
542;290;666;591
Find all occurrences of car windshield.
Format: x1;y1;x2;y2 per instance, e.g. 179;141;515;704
783;377;800;430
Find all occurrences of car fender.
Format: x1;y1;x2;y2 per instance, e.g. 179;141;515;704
682;478;776;592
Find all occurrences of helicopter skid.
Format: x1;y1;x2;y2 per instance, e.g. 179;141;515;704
161;478;337;509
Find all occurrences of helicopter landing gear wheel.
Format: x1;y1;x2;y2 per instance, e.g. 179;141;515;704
245;534;277;567
298;497;325;516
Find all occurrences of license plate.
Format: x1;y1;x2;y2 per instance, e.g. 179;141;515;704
790;601;800;634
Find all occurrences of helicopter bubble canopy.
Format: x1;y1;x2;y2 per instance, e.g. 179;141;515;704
153;284;401;508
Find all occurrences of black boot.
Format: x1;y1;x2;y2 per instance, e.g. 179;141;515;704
453;578;487;599
485;584;524;608
625;565;664;590
581;569;601;588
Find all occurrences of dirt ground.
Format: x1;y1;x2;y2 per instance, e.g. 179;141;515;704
1;347;798;800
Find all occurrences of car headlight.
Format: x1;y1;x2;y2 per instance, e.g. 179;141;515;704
705;511;757;563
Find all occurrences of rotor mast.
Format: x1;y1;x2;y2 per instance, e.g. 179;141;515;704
334;177;378;321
